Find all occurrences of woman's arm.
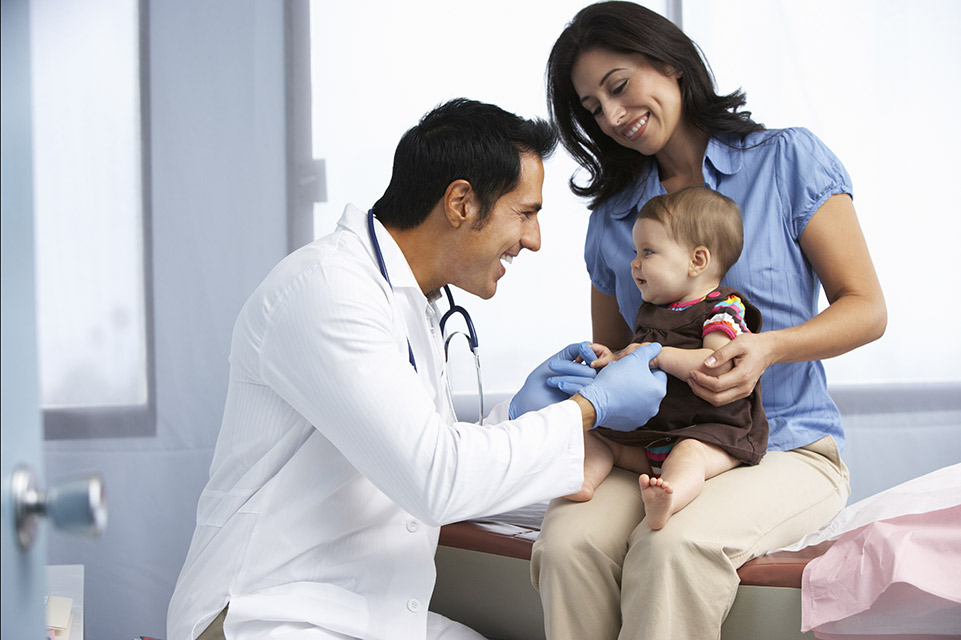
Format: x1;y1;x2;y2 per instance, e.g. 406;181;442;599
592;286;635;351
690;194;887;405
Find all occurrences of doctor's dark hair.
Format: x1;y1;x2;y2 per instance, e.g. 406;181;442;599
372;98;557;230
547;1;765;207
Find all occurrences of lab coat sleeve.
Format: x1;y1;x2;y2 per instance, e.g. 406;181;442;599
256;254;585;526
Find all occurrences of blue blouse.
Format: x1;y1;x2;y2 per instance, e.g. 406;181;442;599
584;128;852;452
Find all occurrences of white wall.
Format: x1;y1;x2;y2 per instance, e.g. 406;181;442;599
43;2;287;638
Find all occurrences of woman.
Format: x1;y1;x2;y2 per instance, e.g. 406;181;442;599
531;2;886;638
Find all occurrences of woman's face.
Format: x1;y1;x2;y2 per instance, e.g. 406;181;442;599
571;48;683;157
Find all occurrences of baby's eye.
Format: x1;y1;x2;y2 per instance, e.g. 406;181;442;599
643;249;654;257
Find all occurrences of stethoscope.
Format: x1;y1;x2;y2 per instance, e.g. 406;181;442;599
367;210;484;418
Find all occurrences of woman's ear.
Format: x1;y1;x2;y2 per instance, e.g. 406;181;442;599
690;246;711;276
444;179;474;229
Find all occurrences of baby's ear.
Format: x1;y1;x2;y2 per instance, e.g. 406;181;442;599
690;246;711;275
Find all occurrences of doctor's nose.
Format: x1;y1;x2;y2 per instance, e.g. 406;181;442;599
522;216;541;252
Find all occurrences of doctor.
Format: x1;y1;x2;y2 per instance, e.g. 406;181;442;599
167;98;667;640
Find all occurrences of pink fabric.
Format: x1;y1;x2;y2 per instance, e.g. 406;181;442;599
801;504;961;639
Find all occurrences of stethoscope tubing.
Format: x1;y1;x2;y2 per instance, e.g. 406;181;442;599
367;209;484;418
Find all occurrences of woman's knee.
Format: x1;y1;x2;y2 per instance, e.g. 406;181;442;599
534;511;628;568
626;524;735;592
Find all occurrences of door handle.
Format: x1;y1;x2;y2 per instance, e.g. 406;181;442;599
11;464;107;549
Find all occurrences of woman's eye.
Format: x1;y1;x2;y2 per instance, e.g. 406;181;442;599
612;80;627;95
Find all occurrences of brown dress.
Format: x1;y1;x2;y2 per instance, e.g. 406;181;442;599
595;286;769;466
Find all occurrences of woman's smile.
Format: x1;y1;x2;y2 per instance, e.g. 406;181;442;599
621;113;650;141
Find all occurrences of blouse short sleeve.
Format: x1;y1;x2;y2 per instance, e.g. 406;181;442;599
585;209;618;296
772;127;854;240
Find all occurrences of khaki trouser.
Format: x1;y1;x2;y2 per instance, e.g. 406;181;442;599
531;436;849;640
196;607;227;640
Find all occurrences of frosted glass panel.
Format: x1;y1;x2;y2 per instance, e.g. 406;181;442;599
31;0;147;408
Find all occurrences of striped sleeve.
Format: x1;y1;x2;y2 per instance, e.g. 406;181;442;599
703;294;750;340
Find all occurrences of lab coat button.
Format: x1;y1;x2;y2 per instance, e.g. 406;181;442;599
406;519;420;533
407;598;421;613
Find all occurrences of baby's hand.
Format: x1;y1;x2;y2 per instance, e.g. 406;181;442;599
613;342;657;368
580;343;615;368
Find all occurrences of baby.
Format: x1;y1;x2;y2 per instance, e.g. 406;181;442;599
570;186;768;530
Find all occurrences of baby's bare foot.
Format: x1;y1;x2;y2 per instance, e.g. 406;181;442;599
639;474;675;530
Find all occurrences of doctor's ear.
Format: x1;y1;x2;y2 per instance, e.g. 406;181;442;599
444;180;475;229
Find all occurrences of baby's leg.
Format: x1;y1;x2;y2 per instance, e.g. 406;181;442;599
564;432;614;502
607;438;654;477
640;439;739;530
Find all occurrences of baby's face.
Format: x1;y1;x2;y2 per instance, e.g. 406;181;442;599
630;218;697;305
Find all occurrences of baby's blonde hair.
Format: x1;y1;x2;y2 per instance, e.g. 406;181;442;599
638;186;743;275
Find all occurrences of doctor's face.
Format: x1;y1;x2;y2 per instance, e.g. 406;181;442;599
456;153;544;300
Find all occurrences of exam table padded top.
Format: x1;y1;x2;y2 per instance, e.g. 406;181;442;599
438;521;834;589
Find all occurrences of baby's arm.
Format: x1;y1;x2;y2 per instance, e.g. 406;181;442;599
656;293;752;380
653;331;734;380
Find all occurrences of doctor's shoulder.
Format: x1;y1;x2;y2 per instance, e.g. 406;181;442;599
241;232;392;334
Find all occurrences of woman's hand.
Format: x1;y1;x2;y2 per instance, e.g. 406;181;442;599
688;332;779;406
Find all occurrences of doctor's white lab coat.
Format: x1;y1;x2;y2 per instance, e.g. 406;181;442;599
166;204;586;640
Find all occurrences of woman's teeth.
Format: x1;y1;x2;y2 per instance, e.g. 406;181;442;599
624;114;649;139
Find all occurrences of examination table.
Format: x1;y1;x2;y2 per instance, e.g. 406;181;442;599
433;520;828;640
432;390;961;639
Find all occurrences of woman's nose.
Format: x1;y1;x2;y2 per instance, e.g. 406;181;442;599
605;102;626;128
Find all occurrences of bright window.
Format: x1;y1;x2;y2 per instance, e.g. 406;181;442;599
31;0;153;438
306;0;960;398
684;0;961;385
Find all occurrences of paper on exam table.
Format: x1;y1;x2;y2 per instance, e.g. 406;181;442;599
800;503;961;639
774;462;961;553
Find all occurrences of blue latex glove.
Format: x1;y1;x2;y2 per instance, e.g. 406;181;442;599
546;341;602;393
509;342;598;419
566;342;667;431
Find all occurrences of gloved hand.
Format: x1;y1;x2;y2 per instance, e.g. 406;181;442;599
546;341;602;393
562;342;667;431
509;342;599;419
